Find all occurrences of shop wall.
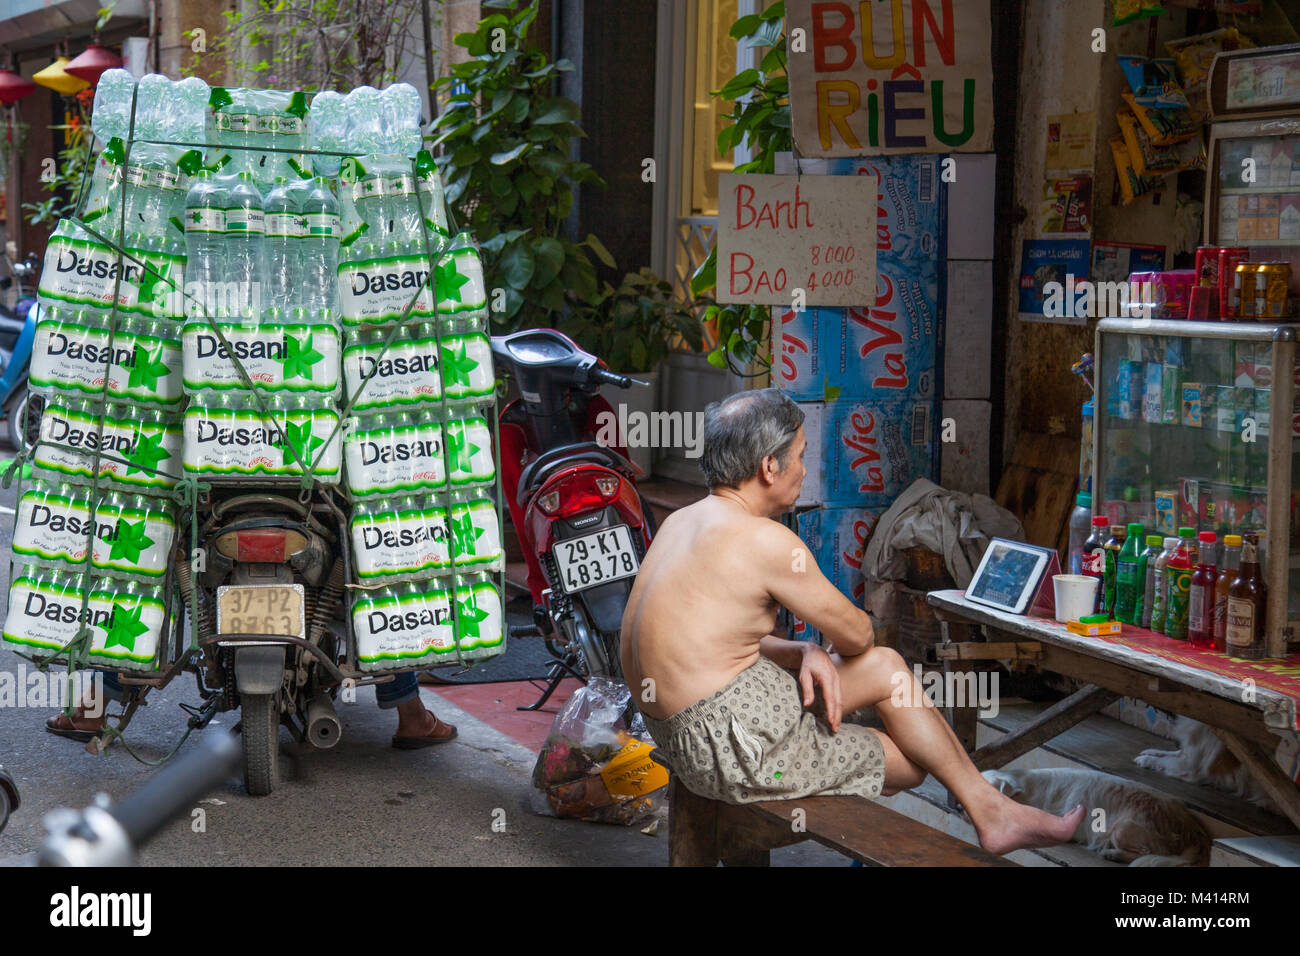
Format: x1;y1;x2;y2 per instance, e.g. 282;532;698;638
1004;0;1180;457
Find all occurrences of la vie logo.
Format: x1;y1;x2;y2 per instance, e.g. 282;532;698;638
843;409;884;493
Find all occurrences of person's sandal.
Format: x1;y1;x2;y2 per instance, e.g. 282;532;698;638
44;712;103;742
392;716;458;750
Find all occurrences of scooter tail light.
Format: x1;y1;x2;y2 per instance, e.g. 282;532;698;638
214;528;308;563
538;489;562;515
594;475;620;499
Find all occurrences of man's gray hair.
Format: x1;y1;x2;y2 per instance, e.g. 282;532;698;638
700;388;805;490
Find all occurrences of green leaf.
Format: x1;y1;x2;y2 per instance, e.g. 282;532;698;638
532;237;565;288
690;248;718;297
451;145;481;166
501;242;535;290
761;0;785;19
491;142;531;165
761;46;785;74
707;348;729;369
585;234;616;269
532;99;581;125
745;19;784;48
729;14;762;39
718;68;760;100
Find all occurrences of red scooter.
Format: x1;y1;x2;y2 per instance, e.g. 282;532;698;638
491;329;656;706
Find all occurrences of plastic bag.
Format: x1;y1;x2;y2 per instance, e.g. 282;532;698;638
532;678;669;826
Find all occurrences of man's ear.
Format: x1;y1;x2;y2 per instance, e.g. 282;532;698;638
760;453;779;485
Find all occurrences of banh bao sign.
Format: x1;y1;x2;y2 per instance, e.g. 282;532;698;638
787;0;993;156
717;172;877;307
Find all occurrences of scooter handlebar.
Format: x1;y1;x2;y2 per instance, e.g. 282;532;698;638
587;368;649;389
107;732;241;847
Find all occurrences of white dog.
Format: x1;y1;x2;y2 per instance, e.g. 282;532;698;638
1135;716;1281;815
983;767;1210;866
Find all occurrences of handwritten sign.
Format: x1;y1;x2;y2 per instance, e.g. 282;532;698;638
716;173;877;307
787;0;993;157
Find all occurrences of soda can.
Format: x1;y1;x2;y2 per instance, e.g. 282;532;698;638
1218;248;1248;318
1235;263;1260;319
1195;246;1220;288
1256;261;1291;320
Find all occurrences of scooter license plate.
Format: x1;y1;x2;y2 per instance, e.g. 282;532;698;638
552;525;639;593
215;584;306;646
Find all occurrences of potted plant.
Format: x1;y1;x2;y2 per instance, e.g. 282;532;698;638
565;268;704;475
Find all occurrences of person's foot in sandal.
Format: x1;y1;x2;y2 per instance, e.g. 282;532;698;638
392;699;457;750
45;697;107;742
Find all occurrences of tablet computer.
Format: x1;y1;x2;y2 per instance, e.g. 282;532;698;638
965;538;1056;614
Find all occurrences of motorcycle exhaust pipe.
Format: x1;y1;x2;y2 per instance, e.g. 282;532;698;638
305;694;342;750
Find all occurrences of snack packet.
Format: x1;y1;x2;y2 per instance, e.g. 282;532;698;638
1165;28;1254;89
1112;0;1164;26
1117;108;1206;176
1122;92;1200;145
1111;134;1161;205
1118;55;1190;109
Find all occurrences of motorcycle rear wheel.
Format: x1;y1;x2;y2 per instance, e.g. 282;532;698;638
4;388;41;456
241;693;280;796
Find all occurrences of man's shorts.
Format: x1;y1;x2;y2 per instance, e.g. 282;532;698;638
640;654;887;804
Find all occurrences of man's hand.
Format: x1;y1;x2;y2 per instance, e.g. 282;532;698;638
797;645;842;732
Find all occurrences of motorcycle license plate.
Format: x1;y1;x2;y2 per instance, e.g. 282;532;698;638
552;526;639;593
215;584;305;646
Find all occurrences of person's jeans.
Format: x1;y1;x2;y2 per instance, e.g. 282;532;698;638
102;669;420;709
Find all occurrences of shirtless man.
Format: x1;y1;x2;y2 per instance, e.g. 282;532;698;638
621;388;1083;857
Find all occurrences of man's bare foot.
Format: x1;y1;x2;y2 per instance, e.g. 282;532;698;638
392;702;457;750
971;794;1085;856
44;701;107;742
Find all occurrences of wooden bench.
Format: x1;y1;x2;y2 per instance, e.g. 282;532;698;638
661;773;1019;867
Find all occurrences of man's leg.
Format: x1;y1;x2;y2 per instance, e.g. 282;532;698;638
832;646;1082;856
45;669;126;738
377;672;457;747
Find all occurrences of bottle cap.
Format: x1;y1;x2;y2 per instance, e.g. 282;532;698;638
1163;537;1179;548
1126;522;1144;537
1146;535;1163;547
1110;526;1125;536
1178;526;1195;537
1197;531;1217;543
1076;492;1092;508
1224;534;1243;546
1092;516;1108;527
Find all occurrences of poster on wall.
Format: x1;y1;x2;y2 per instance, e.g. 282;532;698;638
716;173;878;307
786;0;994;157
1039;176;1093;234
1091;240;1165;284
1045;112;1096;171
1019;238;1091;325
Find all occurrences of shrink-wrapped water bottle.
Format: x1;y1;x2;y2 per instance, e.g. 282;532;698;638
185;170;226;318
307;90;348;177
224;172;265;319
264;179;301;311
301;177;340;316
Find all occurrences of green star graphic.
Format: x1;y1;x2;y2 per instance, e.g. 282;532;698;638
104;603;148;652
434;254;471;304
108;518;154;564
445;421;481;474
125;432;170;477
278;333;324;381
440;339;479;390
455;593;489;639
284;420;325;467
127;345;170;390
449;509;485;556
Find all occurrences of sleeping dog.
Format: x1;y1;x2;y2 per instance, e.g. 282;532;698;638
982;767;1210;866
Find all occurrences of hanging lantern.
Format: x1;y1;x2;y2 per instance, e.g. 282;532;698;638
0;70;35;106
33;57;90;95
65;44;121;86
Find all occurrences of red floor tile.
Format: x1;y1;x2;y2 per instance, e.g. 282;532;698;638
422;678;584;753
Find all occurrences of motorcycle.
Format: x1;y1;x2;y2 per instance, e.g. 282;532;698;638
491;329;657;707
0;247;43;454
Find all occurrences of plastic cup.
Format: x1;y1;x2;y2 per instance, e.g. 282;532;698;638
1053;574;1100;623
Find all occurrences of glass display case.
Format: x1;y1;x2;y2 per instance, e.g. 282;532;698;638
1094;319;1297;656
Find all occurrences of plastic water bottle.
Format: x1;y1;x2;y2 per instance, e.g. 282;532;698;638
415;151;450;240
224;172;265;319
264;179;300;311
388;165;423;252
381;83;423;157
185;170;226;318
91;69;136;145
347;86;384;155
300;177;340;316
133;74;170;143
1067;491;1092;575
308;91;348;178
173;76;211;148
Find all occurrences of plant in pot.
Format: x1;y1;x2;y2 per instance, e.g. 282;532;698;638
565;268;705;475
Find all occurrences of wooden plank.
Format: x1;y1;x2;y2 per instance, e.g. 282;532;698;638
667;777;720;866
936;641;1042;661
972;684;1120;771
748;796;1018;867
1214;729;1300;833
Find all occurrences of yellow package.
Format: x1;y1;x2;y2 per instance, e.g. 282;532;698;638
1111;134;1160;205
599;734;670;798
1113;0;1164;25
1122;92;1200;146
1118;108;1206;176
1165;28;1254;88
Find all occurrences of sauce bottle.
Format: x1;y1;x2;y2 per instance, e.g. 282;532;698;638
1103;525;1127;619
1080;515;1108;614
1187;531;1218;649
1212;534;1242;653
1164;527;1196;640
1149;536;1178;634
1115;523;1144;625
1226;532;1267;660
1139;534;1163;629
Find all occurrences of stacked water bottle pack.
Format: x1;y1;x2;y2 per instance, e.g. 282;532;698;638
315;88;505;669
3;72;207;670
